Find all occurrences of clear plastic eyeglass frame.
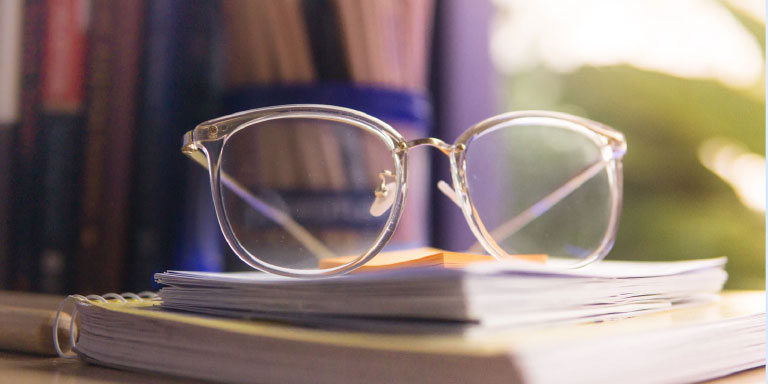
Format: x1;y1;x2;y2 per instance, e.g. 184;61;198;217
182;104;626;278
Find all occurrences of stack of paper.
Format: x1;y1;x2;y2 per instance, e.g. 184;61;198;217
156;256;728;332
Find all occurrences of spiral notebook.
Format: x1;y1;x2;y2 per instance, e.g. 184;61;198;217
59;291;765;384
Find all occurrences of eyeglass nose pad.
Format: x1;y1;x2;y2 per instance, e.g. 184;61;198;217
369;182;397;217
437;180;462;208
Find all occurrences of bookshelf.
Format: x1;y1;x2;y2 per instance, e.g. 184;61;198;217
1;0;436;294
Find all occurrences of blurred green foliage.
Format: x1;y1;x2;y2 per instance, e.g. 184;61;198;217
505;8;764;289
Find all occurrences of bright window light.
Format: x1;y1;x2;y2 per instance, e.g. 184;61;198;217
491;0;765;88
698;138;766;213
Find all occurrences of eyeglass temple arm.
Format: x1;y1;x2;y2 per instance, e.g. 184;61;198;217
436;159;609;254
182;146;336;260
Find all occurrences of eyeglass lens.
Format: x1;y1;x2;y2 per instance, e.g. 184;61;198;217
462;118;614;266
219;117;399;270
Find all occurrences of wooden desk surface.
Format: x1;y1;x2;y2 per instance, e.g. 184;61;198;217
0;291;764;384
0;353;758;384
0;351;208;384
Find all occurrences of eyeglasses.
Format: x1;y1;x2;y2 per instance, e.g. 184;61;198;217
182;104;626;278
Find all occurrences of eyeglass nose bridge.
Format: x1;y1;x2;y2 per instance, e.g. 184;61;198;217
398;137;465;156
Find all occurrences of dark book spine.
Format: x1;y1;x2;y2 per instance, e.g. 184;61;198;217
97;0;146;291
0;123;12;289
74;0;113;294
174;0;221;272
127;0;219;290
301;0;349;81
10;0;47;291
0;0;23;289
127;0;182;291
38;0;89;294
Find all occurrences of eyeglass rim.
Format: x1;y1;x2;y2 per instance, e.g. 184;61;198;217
190;104;410;277
450;111;626;268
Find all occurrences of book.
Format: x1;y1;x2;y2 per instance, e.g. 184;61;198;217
37;0;90;293
126;0;184;291
126;0;219;291
173;0;222;274
155;251;729;332
0;0;24;289
93;0;145;290
75;0;145;293
75;0;114;293
10;0;47;291
68;291;764;384
216;0;438;268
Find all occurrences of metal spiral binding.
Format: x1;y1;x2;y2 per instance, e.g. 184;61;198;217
53;291;158;358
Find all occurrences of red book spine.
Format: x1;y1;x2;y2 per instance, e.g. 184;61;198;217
16;0;45;168
41;0;88;111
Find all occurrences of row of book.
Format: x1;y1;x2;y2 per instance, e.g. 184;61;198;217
0;0;220;294
217;0;435;268
0;0;435;294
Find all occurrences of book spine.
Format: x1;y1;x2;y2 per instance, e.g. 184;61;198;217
301;0;349;81
98;0;146;290
173;0;221;272
127;0;220;290
127;0;180;291
41;0;89;113
74;0;113;293
10;0;47;291
0;124;12;289
38;0;89;293
0;0;24;289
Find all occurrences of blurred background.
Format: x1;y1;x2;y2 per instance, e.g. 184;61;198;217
0;0;763;294
487;0;766;289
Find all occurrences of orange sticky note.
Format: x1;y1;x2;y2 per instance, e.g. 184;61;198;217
318;247;547;273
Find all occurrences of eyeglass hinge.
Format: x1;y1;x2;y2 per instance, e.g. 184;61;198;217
610;138;627;159
181;143;198;154
207;125;219;139
181;131;198;154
